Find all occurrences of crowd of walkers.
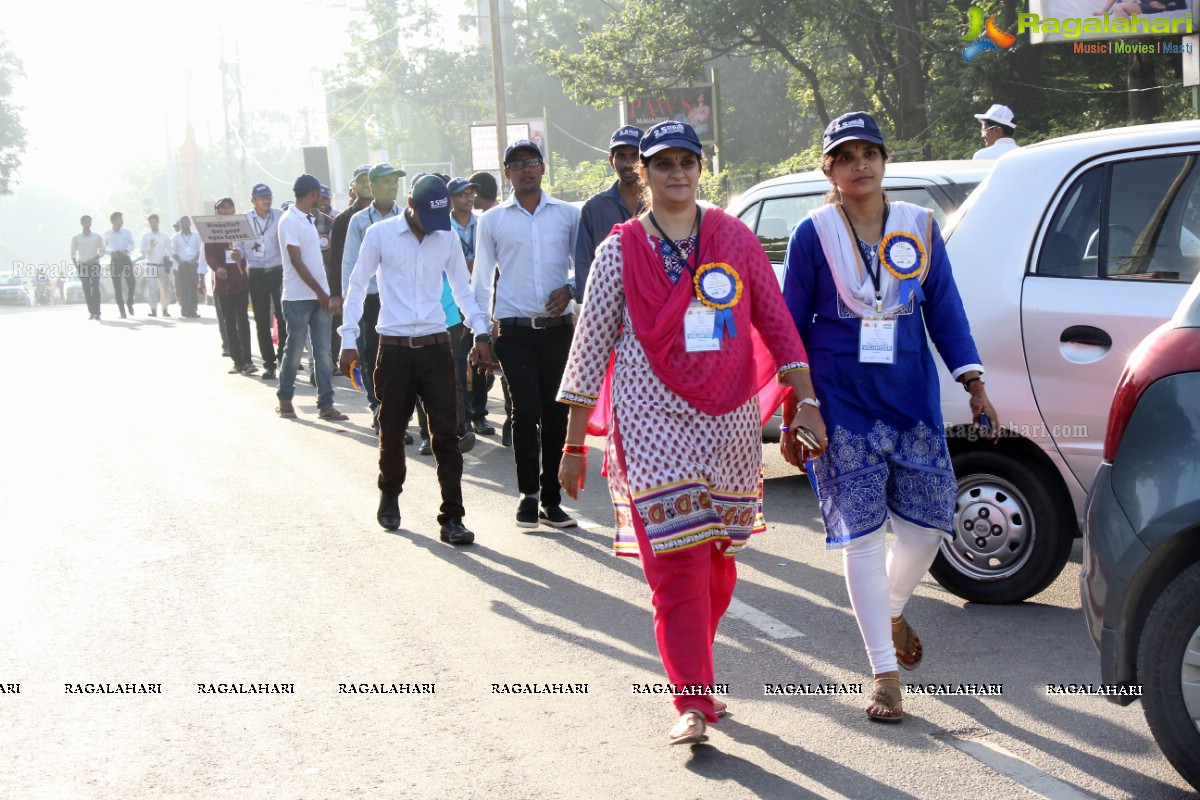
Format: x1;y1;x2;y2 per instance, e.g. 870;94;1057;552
69;114;1001;743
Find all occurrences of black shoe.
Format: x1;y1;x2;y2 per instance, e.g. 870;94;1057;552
403;430;411;444
377;492;401;531
502;419;513;448
471;418;496;435
119;311;126;319
262;367;276;380
516;496;539;529
162;308;169;317
418;438;432;456
309;370;316;387
242;363;259;375
149;309;157;317
439;518;475;546
458;431;476;454
539;505;577;529
221;349;229;358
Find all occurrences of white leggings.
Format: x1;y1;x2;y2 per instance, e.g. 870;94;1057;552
842;516;944;675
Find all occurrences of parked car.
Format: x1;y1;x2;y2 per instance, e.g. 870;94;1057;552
933;121;1199;603
729;160;993;439
63;277;114;304
0;275;33;305
1081;273;1200;792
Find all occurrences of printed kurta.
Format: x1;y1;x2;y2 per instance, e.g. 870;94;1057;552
783;206;982;547
559;231;806;558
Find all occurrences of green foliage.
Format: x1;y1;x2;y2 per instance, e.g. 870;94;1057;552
0;37;28;196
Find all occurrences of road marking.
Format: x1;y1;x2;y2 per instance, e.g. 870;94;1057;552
726;597;805;639
948;738;1097;800
571;513;603;531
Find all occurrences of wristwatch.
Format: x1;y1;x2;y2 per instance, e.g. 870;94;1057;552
798;396;821;410
475;333;493;344
962;375;985;392
563;283;576;301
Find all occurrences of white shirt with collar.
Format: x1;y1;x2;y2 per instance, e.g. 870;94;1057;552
103;227;135;255
472;190;580;321
973;138;1020;160
339;214;489;348
141;231;172;264
278;205;329;302
243;207;285;268
172;230;201;262
71;232;105;264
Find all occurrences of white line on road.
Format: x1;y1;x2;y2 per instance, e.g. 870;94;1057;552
948;738;1098;800
727;597;805;639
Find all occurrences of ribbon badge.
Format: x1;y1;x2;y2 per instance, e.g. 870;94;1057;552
693;262;743;339
879;232;927;306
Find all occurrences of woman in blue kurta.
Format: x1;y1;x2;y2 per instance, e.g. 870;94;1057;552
781;112;999;723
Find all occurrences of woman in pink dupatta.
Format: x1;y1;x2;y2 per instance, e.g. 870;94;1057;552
556;121;826;746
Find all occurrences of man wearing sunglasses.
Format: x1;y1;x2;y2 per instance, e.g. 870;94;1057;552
473;139;582;530
972;104;1020;160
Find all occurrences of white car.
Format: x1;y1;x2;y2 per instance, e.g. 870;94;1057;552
0;275;32;305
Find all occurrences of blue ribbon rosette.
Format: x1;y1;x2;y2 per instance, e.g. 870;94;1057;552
693;262;744;339
879;232;927;307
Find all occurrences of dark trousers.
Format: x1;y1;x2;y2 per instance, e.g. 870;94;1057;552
217;290;252;368
376;337;464;524
493;324;573;508
79;267;102;316
418;324;466;438
248;267;286;368
110;253;134;311
459;329;493;422
357;293;381;411
175;259;199;316
215;292;229;351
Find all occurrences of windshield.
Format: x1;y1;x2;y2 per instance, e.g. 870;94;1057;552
0;276;24;287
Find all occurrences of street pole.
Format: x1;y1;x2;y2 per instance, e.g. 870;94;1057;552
489;0;507;187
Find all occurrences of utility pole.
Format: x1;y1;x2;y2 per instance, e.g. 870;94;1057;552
488;0;507;183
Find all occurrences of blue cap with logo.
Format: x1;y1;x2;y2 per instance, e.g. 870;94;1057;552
352;164;372;178
504;138;542;164
368;163;406;182
410;173;452;232
319;184;331;199
293;174;321;196
822;111;885;155
609;125;644;151
640;121;702;157
447;177;479;195
251;183;272;198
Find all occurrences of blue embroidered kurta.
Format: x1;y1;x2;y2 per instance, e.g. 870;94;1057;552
783;213;981;547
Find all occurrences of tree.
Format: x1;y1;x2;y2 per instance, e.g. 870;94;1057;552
0;37;29;196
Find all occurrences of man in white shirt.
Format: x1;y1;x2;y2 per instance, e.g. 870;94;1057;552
171;217;202;318
70;215;106;320
339;174;495;544
103;211;137;318
140;214;172;317
276;174;347;421
244;183;288;380
472;138;581;530
973;104;1020;160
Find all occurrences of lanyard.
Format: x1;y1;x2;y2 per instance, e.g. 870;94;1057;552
648;207;702;278
843;203;890;313
252;213;271;239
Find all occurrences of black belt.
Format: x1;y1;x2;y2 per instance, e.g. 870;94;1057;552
499;314;573;329
380;333;451;348
250;265;283;272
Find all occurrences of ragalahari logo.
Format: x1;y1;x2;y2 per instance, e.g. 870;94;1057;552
962;7;1017;62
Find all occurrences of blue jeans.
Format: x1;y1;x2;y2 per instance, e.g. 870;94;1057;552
277;299;334;409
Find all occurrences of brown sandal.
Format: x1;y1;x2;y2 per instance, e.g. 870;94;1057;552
667;710;709;745
867;676;903;724
714;699;729;718
892;615;923;670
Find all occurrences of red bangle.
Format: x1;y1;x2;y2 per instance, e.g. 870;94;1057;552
562;444;587;455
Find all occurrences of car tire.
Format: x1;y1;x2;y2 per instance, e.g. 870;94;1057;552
929;450;1074;604
1138;562;1200;792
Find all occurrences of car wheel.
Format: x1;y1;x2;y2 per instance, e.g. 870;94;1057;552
929;450;1074;604
1138;562;1200;791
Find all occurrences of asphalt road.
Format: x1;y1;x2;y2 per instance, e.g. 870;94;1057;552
0;302;1193;799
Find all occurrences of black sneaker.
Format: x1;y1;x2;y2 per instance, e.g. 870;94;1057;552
516;497;539;529
458;431;476;454
377;492;401;531
403;430;411;444
262;367;276;380
539;505;577;529
501;419;513;448
439;518;475;546
418;438;432;456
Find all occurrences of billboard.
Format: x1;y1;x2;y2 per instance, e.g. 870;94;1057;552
622;85;716;146
1024;0;1194;45
470;119;548;172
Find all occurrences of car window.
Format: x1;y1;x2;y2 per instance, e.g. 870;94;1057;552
885;188;946;227
756;194;825;262
737;201;760;230
0;276;23;286
1039;154;1200;283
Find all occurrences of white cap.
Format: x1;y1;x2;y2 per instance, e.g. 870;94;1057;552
974;104;1016;129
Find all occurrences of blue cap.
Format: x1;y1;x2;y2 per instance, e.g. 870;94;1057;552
447;177;478;195
504;138;542;164
251;183;272;198
410;174;452;232
293;174;321;196
368;163;406;181
822;111;885;155
319;184;331;199
609;125;643;151
352;164;371;178
640;121;702;157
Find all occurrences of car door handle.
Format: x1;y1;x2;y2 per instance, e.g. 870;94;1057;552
1060;325;1112;348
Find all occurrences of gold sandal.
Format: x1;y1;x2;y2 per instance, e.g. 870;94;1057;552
667;709;709;745
867;676;903;724
892;615;923;671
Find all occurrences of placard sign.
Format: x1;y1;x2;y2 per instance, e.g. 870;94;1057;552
192;215;256;244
